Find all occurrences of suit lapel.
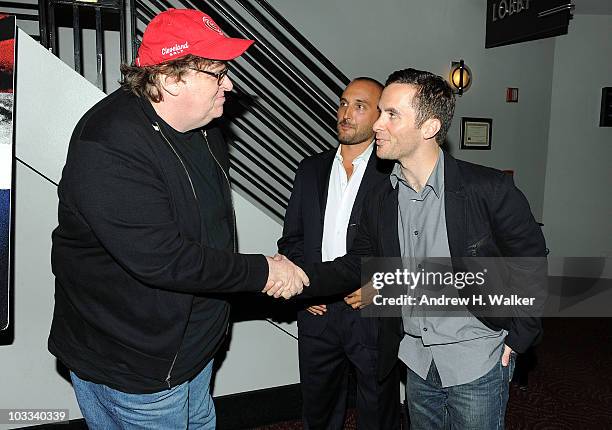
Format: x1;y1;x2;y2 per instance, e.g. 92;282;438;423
317;150;336;223
444;153;466;258
381;186;401;257
349;149;378;222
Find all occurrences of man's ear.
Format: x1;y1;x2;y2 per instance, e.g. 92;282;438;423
159;73;182;97
421;118;441;141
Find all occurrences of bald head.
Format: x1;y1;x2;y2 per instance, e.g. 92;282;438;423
337;78;383;146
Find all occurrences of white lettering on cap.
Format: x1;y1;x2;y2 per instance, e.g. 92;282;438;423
161;42;190;56
203;17;223;35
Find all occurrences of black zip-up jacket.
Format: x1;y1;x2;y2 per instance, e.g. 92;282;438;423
48;89;268;393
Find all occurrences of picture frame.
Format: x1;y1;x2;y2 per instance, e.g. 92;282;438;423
460;117;492;150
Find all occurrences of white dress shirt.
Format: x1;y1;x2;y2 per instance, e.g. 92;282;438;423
321;142;374;262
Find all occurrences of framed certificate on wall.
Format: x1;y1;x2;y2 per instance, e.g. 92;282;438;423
460;117;492;150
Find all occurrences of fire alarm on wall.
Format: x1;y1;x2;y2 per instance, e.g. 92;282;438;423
506;88;519;103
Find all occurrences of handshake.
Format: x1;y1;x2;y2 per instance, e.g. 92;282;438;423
262;254;309;299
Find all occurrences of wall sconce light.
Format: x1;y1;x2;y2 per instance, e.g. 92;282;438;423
450;60;472;96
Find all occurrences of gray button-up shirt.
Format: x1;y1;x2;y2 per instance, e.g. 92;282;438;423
393;150;505;387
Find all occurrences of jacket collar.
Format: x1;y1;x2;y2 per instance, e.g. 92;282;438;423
443;152;467;258
317;149;337;222
349;148;382;221
136;94;164;129
377;151;467;258
381;184;401;256
136;94;216;135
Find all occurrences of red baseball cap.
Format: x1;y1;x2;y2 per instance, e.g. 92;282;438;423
135;8;254;66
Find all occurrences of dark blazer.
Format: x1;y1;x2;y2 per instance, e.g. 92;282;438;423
302;152;548;380
278;147;392;334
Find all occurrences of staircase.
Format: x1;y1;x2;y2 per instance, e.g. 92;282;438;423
0;0;349;222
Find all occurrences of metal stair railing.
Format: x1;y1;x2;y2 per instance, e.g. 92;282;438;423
39;0;132;91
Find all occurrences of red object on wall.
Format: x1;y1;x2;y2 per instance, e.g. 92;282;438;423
0;39;14;74
506;88;519;102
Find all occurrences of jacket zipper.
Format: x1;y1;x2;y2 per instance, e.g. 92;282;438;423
203;130;237;253
151;124;235;387
203;131;234;337
153;122;197;388
165;353;179;388
154;123;198;203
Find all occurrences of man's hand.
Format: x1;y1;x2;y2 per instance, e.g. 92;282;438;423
501;344;514;367
262;254;310;299
306;304;327;315
344;282;376;310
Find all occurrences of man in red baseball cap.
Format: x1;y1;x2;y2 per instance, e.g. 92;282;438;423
126;7;254;130
49;8;309;429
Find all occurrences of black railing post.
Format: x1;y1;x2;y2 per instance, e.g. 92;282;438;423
72;4;81;75
94;6;104;89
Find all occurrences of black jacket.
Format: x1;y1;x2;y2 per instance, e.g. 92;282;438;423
302;152;547;380
277;148;392;335
49;89;268;392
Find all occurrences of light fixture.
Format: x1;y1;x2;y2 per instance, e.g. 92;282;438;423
449;60;472;96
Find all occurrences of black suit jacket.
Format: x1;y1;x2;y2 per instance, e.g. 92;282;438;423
302;152;548;380
278;147;392;335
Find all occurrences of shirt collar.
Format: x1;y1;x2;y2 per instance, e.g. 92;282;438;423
428;149;444;198
389;149;444;199
335;141;374;165
389;163;403;189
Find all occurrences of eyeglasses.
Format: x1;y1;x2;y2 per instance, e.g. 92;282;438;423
189;66;229;86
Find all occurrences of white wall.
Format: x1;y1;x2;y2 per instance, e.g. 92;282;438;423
542;14;612;276
267;0;555;221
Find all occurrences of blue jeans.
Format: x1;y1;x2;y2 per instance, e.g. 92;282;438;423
405;354;515;430
70;360;216;429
